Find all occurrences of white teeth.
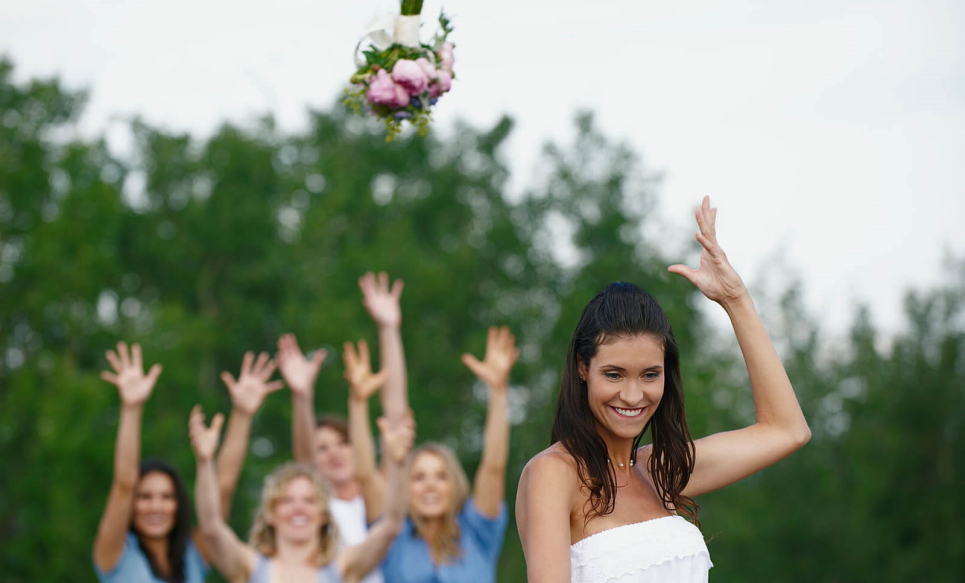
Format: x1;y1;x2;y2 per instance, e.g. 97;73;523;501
614;407;643;417
291;516;309;526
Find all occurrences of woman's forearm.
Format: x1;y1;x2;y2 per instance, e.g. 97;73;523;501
473;388;510;516
724;294;811;441
479;388;510;476
380;444;405;525
114;403;144;489
349;395;385;519
196;458;224;533
215;409;253;518
378;324;409;424
291;390;316;465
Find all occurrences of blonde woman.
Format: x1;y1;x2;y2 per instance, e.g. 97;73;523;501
354;272;517;583
189;402;414;583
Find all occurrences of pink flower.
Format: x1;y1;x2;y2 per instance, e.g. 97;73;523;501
429;70;452;99
391;59;430;95
415;57;437;81
438;42;455;71
367;69;409;108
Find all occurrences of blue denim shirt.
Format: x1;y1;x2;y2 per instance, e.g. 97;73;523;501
95;532;208;583
382;499;508;583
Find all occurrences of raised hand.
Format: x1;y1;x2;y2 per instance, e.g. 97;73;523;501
100;342;163;407
189;405;224;463
276;334;327;397
358;271;404;328
377;413;416;465
668;196;748;306
343;339;390;402
461;326;519;391
220;352;285;416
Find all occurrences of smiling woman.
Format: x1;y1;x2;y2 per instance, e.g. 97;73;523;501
190;404;415;583
349;272;517;583
92;343;209;583
516;197;812;583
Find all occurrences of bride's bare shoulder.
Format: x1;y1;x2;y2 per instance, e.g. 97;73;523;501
519;443;579;485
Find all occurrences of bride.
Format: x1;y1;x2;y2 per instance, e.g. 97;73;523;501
515;197;811;582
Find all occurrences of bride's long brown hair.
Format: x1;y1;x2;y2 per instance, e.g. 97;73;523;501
551;282;699;528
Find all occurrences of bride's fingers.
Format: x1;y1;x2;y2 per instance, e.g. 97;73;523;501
696;231;726;261
667;264;698;285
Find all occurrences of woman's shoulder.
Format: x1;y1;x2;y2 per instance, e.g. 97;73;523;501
519;444;580;489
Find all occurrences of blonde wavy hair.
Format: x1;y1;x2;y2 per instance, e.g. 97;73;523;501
405;443;470;564
247;462;339;566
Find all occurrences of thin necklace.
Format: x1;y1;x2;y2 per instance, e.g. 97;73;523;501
607;458;635;468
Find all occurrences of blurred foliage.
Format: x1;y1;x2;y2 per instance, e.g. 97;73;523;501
0;57;962;581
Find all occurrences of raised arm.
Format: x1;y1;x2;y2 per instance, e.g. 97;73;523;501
516;450;576;583
463;326;518;518
215;351;285;518
190;405;256;583
358;272;407;425
93;342;163;572
668;196;811;498
343;339;390;521
276;334;327;466
339;414;415;583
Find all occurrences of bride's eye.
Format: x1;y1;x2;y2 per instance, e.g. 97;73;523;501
604;371;622;380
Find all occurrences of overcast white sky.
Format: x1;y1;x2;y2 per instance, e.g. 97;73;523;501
3;0;963;335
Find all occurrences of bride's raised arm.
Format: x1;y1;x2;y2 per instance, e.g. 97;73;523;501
668;196;811;498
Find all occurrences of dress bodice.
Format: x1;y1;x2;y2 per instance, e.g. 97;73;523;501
570;515;712;583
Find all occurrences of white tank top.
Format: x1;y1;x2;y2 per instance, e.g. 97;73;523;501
329;495;384;583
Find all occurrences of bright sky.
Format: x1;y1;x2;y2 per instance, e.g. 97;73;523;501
3;0;963;335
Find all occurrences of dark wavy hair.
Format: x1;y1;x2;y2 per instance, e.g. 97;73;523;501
133;459;192;583
551;282;699;528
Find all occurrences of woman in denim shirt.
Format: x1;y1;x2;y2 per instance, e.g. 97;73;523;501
350;272;515;583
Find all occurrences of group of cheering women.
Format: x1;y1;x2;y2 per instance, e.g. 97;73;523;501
94;271;513;583
92;198;811;583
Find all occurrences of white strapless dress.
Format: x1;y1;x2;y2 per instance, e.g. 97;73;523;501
570;515;712;583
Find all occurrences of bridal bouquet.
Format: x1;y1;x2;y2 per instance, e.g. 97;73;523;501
346;0;455;141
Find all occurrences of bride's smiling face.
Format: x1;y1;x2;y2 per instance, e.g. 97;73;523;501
579;334;665;442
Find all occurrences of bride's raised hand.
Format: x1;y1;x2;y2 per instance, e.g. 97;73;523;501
358;271;404;328
100;342;163;407
668;196;748;306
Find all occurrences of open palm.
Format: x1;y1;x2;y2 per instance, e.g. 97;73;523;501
343;339;389;402
461;326;519;391
101;342;162;406
358;271;404;328
276;333;326;397
668;196;747;305
221;351;285;416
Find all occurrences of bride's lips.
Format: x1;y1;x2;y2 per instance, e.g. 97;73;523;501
610;406;645;418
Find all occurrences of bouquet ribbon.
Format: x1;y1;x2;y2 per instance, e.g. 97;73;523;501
355;14;422;67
